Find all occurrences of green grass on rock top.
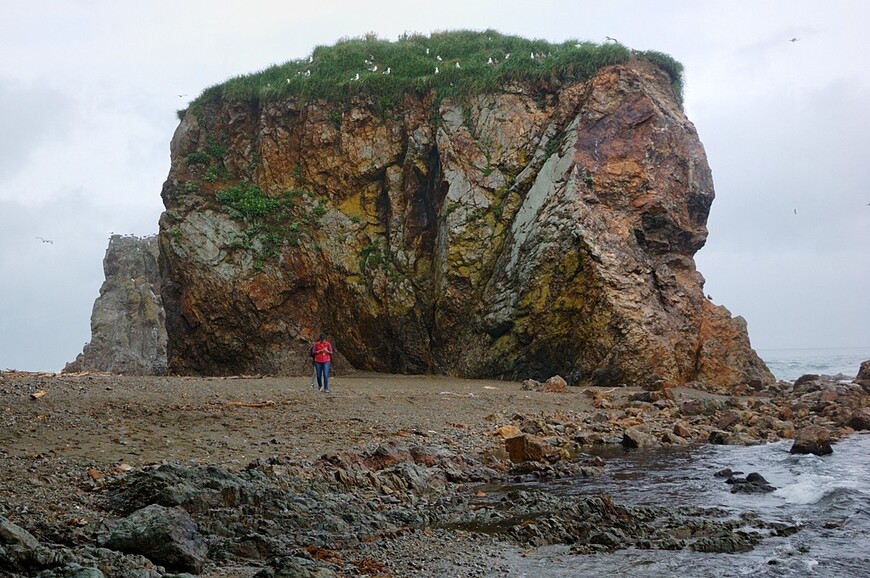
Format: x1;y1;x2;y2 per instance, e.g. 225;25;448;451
184;29;683;117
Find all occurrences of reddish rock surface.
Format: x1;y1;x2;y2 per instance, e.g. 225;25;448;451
158;59;772;389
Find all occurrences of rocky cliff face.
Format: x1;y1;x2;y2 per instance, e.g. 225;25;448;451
65;235;167;375
158;59;772;389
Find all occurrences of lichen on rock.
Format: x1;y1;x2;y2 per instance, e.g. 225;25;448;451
156;33;772;390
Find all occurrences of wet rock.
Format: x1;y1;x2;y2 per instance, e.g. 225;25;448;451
31;564;106;578
690;533;758;553
104;504;207;573
622;427;658;449
708;430;756;446
726;472;776;494
855;360;870;390
504;434;558;463
790;426;834;455
848;408;870;431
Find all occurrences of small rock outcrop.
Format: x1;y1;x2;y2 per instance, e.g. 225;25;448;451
65;235;167;375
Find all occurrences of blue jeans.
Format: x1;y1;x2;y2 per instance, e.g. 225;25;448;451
315;362;331;391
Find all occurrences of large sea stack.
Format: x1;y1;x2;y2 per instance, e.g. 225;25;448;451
157;32;772;389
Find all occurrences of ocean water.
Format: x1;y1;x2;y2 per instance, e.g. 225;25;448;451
485;349;870;577
757;347;869;382
496;435;870;577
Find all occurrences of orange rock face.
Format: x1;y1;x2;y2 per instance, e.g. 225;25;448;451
158;60;773;389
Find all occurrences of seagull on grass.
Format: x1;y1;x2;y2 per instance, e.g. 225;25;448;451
382;67;391;75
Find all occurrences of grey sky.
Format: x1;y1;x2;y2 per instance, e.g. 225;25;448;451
1;0;867;371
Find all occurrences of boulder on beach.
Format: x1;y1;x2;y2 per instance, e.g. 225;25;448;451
790;425;834;456
104;504;207;573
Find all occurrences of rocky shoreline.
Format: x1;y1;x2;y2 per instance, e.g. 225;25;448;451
1;365;868;577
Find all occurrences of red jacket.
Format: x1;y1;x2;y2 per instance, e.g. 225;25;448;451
312;340;333;363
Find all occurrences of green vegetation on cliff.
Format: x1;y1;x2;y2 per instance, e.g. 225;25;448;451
185;30;683;115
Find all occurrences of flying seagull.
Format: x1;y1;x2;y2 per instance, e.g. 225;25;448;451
605;36;619;43
36;237;53;244
789;37;800;42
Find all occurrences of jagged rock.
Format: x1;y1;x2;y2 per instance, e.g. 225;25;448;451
856;359;870;390
622;427;658;449
65;235;167;375
848;407;870;431
504;434;558;463
157;40;772;388
30;564;106;578
0;516;40;549
103;504;207;573
541;375;569;393
725;472;776;494
790;426;834;456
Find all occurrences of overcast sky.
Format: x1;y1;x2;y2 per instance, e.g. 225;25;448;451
1;0;868;372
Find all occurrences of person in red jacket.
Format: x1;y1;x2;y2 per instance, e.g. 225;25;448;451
310;333;334;392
